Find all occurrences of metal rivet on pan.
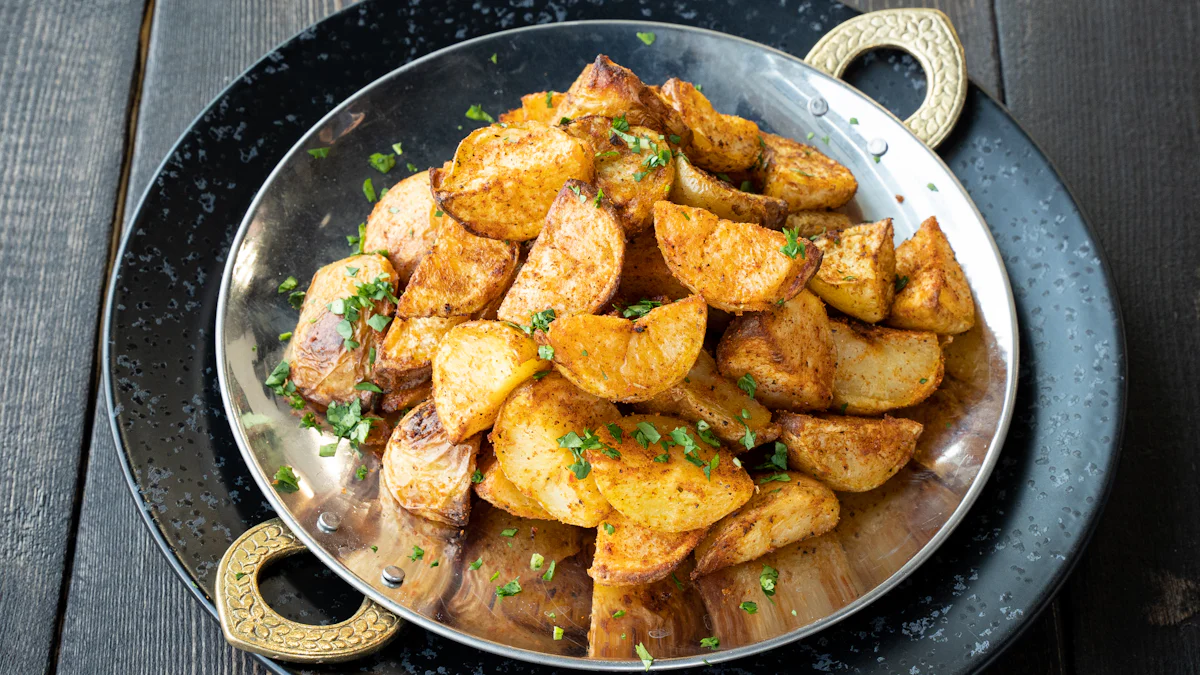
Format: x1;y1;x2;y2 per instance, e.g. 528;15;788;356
317;512;341;533
808;97;829;116
868;137;888;156
381;565;405;588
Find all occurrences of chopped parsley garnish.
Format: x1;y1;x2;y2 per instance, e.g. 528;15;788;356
391;142;403;155
874;155;881;163
409;545;424;561
430;560;439;567
669;134;681;144
264;360;305;409
471;470;484;484
272;465;300;493
469;557;483;570
300;412;320;429
605;423;623;441
326;398;378;450
635;643;654;670
500;528;518;538
277;276;298;293
278;331;292;341
636;31;656;45
538;344;555;360
841;402;850;414
596;150;621;159
757;472;791;484
806;131;815;140
370;546;378;553
594;188;605;207
490;571;500;581
495;578;522;598
737;373;757;399
465;104;495;123
288;291;306;309
489;53;497;64
612;115;630;133
405;161;418;172
368;152;395;174
849;117;859;124
653;453;669;463
509;308;557;335
919;377;929;384
895;275;910;292
927;182;939;192
542;560;556;581
821;134;830;144
558;428;620;478
307;147;330;159
530;553;544;570
633;421;661;449
760;564;779;597
532;370;552;380
780;226;806;259
602;522;615;535
356;465;368;481
740;180;755;193
362;178;376;202
545;91;555;108
559;116;572;125
346;222;367;254
757;442;789;472
704;453;719;481
552;626;563;640
671;572;684;589
632;170;648;181
354;381;383;393
318;443;338;457
622;298;663;319
612;610;626;618
740;601;758;614
234;572;246;580
700;636;720;650
738;409;757;451
694;420;721;447
366;313;392;332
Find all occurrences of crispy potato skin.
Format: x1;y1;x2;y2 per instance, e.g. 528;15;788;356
669;159;788;228
496;180;625;325
829;318;944;414
590;414;754;532
654;202;820;313
616;232;692;302
758;132;857;211
473;440;555;520
778;412;922;492
490;372;618;527
362;170;440;284
633;350;779;448
431;320;547;442
380;381;432;414
691;472;840;578
563;115;675;237
498;90;566;124
393;219;519;318
290;254;397;408
808;219;897;323
887;216;976;334
785;210;854;238
557;55;692;147
589;510;706;586
716;290;836;412
542;295;707;402
430;121;594;241
374;315;469;391
660;78;761;173
381;401;479;527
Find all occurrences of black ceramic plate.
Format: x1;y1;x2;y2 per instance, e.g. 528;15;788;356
104;1;1125;673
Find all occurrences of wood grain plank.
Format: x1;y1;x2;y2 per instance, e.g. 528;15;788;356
996;1;1200;674
0;2;145;674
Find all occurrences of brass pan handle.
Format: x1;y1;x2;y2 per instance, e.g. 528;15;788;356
216;518;402;663
805;8;968;149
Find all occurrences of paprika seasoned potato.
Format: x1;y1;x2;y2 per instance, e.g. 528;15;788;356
381;401;479;527
654;202;821;313
829;318;943;414
758;132;857;211
659;77;762;173
616;232;692;302
589;414;754;532
716;290;836;412
540;295;707;402
289;254;398;408
490;372;618;527
669;158;788;228
557;55;691;147
472;440;555;521
430;120;594;241
785;209;854;238
497;90;566;124
393;219;519;318
777;412;923;492
887;216;976;334
374;315;470;391
362;170;441;284
496;180;625;325
431;320;547;441
589;510;706;586
691;472;840;578
808;219;897;323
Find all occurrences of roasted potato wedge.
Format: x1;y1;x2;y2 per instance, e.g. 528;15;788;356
808;219;897;323
498;90;566;125
563;115;675;236
633;349;778;449
616;232;692;302
557;55;691;147
669;158;788;228
431;320;547;442
496;180;625;325
590;511;705;586
289;254;398;408
588;558;708;659
591;414;753;532
777;412;922;492
659;78;761;173
541;295;707;402
362;170;440;284
691;472;839;578
380;381;432;414
716;289;836;412
887;216;976;334
829;318;943;414
784;210;853;238
473;441;555;520
654;202;821;313
430;120;594;241
374;315;470;391
393;219;519;318
491;372;618;527
758;132;857;211
380;401;479;527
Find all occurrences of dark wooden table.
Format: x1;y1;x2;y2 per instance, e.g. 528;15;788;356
2;1;1195;673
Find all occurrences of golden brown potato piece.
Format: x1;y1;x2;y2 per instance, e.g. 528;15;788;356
785;210;853;238
887;216;976;334
716;290;836;412
393;219;519;318
496;180;625;325
431;320;547;442
380;381;432;414
380;401;479;527
808;219;897;323
430;120;594;241
473;440;555;521
290;254;398;408
588;558;708;659
373;315;470;391
541;295;707;402
557;55;692;146
616;232;692;302
591;414;753;532
691;472;839;578
633;350;778;449
777;413;922;492
654;202;821;313
758;132;857;211
659;78;761;173
830;318;943;414
669;158;788;228
498;90;566;124
589;511;705;586
491;372;618;527
362;170;440;284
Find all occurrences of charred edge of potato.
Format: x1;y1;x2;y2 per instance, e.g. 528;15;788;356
498;90;566;125
669;158;788;228
588;512;706;586
381;401;478;527
558;55;692;147
808;219;897;324
886;216;977;335
777;412;922;492
829;318;945;415
660;78;762;173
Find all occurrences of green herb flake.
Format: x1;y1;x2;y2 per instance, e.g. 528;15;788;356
354;381;383;393
368;152;396;174
277;276;298;293
288;291;306;309
542;559;557;581
669;134;682;144
895;275;910;292
406;161;418;172
366;313;392;332
791;609;798;616
300;412;320;430
636;31;656;46
307;147;330;159
553;626;564;640
235;572;247;581
362;178;377;202
430;560;439;567
920;377;929;384
500;527;519;538
806;131;815;141
605;423;623;441
545;91;555;108
391;141;403;155
635;643;654;671
757;472;791;485
465;104;495;123
594;187;605;207
471;469;484;484
530;553;545;570
532;370;552;380
538;345;555;360
602;522;615;535
469;557;484;570
490;571;500;581
273;465;300;493
700;636;720;650
695;420;721;447
756;442;789;472
490;53;498;64
671;572;684;589
740;601;758;614
737;373;757;399
356;465;368;481
613;610;626;618
841;402;850;414
278;331;292;341
495;578;522;598
821;135;830;144
703;453;719;481
780;226;806;259
760;564;779;597
622;298;663;319
409;545;424;561
653;453;670;463
927;182;939;192
849;117;859;125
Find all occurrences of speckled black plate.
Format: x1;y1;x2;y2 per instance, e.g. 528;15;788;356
103;1;1125;673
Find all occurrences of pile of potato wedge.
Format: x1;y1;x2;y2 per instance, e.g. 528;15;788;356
273;54;979;633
